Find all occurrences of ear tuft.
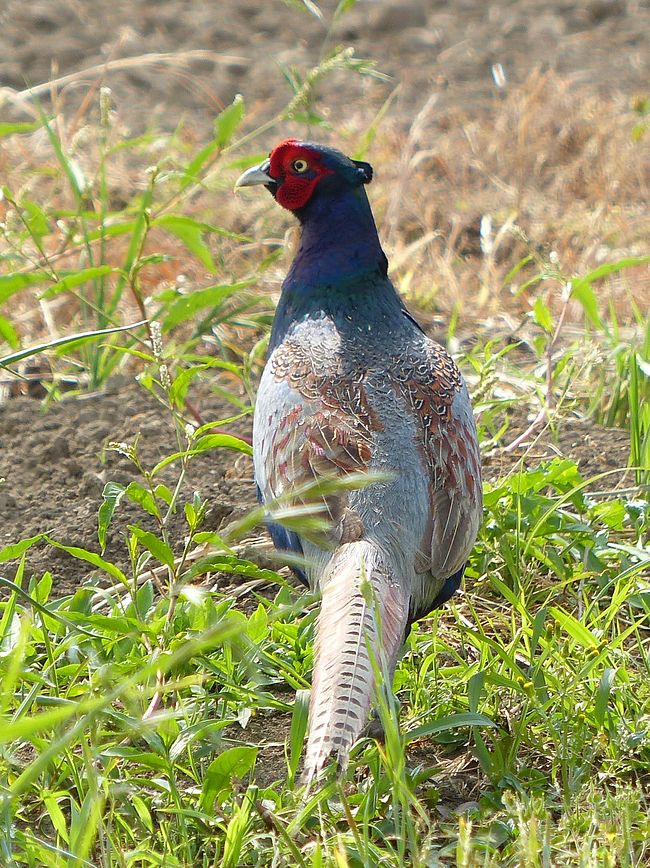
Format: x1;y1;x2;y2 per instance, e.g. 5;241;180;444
353;160;373;185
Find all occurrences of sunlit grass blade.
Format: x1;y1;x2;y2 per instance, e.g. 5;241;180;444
0;321;147;369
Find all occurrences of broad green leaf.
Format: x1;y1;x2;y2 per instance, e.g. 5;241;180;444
44;538;128;584
153;484;173;506
42;792;69;843
128;526;176;570
214;93;245;148
549;606;598;648
31;571;52;606
101;747;169;771
187;555;280;583
98;482;126;552
0;535;44;562
169;720;232;761
168;365;202;409
595;667;617;728
69;785;103;861
570;279;603;329
161;280;253;332
0;315;19;349
247;603;268;643
288;690;309;785
193;433;253;455
151;434;252;475
405;712;497;743
531;606;549;656
135;579;154;618
180;95;246;188
153;215;218;272
592;499;626;530
532;296;553;333
468;671;485;714
125;482;160;519
0;122;41;136
201;746;257;811
130;795;154;833
0;272;50;305
39;266;119;300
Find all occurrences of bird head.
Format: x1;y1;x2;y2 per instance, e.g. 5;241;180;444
235;139;373;213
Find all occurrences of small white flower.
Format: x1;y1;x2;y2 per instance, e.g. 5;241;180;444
159;363;171;390
491;63;507;90
480;215;493;257
100;86;112;127
149;320;163;359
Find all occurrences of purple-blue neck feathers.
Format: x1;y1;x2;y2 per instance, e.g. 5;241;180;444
289;185;388;286
270;185;401;350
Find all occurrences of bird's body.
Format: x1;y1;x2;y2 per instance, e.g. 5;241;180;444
236;141;482;780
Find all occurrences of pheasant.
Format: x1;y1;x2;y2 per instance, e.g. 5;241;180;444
236;140;482;782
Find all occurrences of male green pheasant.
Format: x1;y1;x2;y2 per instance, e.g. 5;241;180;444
236;140;482;782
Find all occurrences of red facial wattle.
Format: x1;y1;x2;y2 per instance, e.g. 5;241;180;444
267;139;334;211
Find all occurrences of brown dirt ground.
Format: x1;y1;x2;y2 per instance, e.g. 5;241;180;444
0;381;258;592
1;0;648;133
0;0;646;793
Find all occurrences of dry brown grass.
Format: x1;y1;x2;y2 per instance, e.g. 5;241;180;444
365;71;649;323
1;68;648;353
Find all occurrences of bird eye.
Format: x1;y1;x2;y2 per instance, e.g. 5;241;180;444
292;158;309;173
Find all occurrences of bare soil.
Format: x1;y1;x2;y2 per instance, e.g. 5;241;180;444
1;0;648;132
0;382;257;593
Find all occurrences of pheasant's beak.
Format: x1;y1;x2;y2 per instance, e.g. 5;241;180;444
234;159;275;191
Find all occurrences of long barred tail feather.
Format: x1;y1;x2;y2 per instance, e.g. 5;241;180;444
302;540;409;784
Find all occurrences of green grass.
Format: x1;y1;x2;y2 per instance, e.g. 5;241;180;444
0;445;648;865
1;38;649;867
